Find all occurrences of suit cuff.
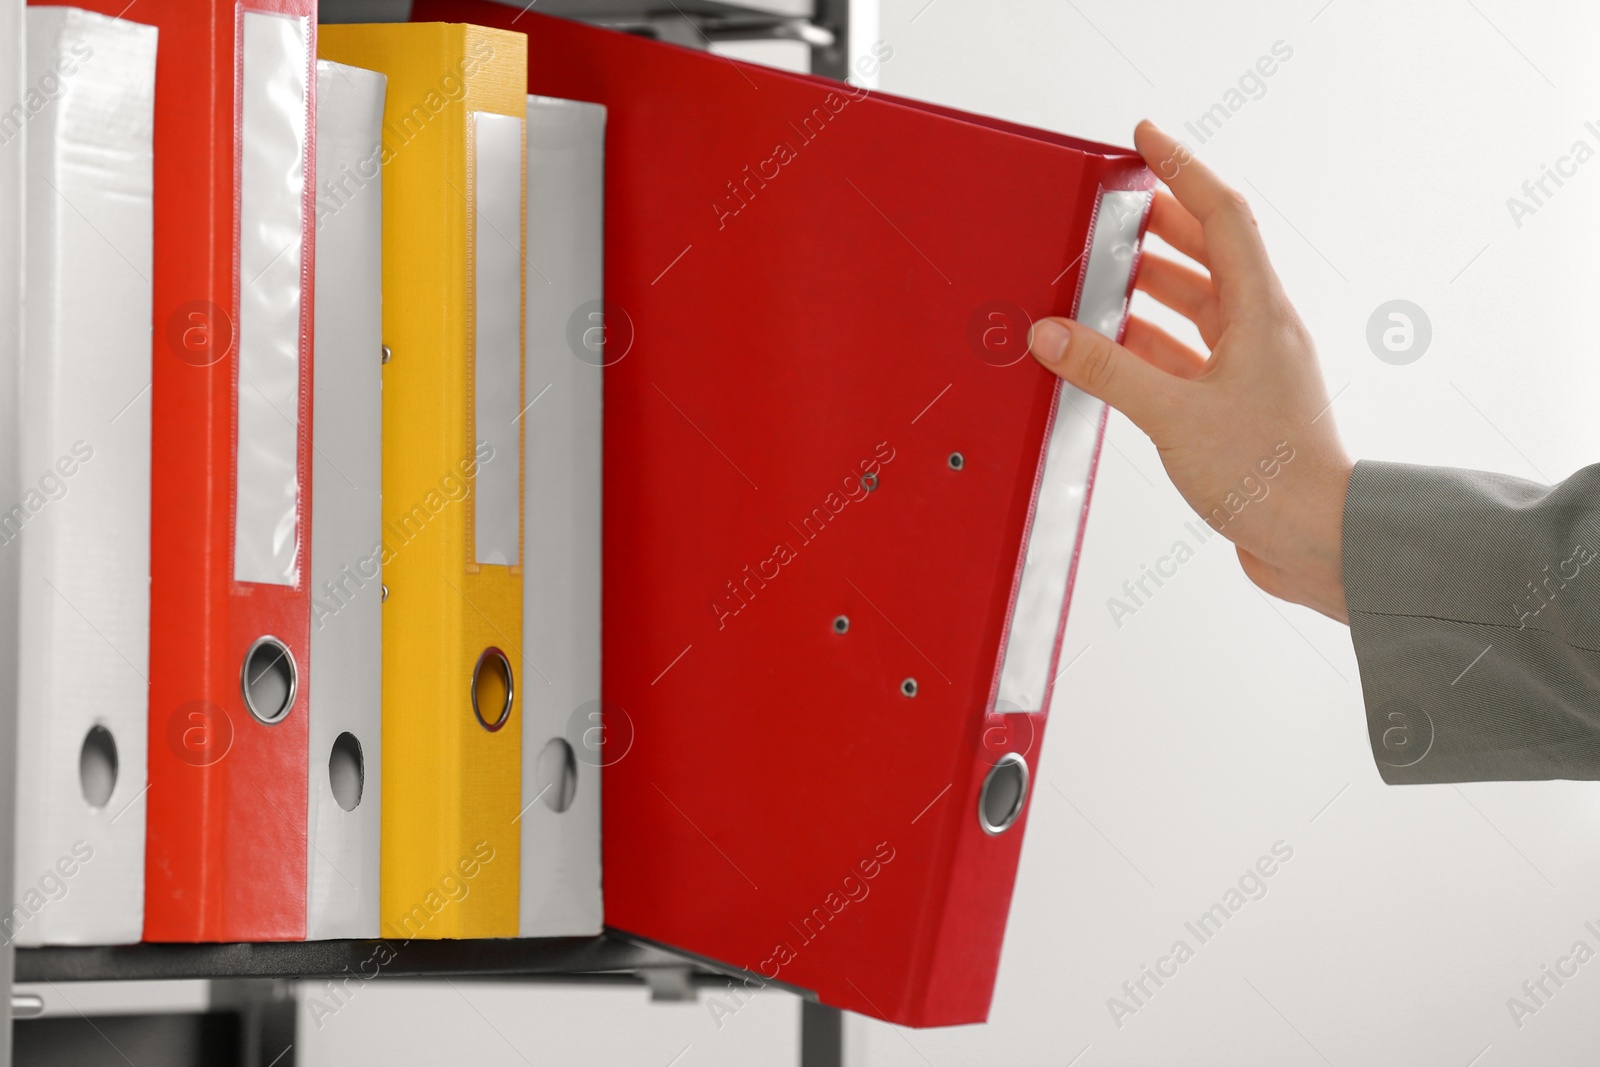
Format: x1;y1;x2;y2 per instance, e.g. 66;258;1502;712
1342;459;1600;783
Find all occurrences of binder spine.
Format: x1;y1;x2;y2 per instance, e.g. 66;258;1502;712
14;6;155;947
0;0;20;968
128;0;318;942
520;95;606;937
911;170;1154;1026
307;59;385;940
212;2;316;942
316;23;526;940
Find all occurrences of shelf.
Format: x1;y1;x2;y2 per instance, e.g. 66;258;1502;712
317;0;815;26
3;1;868;1061
316;0;853;77
502;0;814;17
15;932;705;985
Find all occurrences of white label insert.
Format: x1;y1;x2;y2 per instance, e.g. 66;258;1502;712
472;111;524;567
995;188;1150;712
234;11;309;586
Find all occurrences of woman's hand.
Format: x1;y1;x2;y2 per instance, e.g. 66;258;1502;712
1030;120;1352;622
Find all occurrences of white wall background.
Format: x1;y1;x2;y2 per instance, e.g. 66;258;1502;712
849;0;1600;1065
292;3;1600;1065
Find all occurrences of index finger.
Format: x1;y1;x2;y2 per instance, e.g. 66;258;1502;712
1134;119;1280;304
1148;191;1207;268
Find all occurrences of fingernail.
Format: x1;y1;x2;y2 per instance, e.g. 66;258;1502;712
1030;318;1070;365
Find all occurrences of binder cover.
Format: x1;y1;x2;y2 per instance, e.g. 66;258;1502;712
317;23;526;939
13;6;154;946
420;3;1154;1025
306;58;385;940
519;94;605;937
54;0;320;941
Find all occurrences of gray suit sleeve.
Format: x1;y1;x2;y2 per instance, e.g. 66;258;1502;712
1343;459;1600;783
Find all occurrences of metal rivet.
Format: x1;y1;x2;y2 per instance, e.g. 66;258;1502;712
381;344;392;364
900;677;918;698
978;753;1030;835
861;471;879;492
381;584;389;602
240;636;297;725
948;452;965;471
832;615;850;634
471;647;515;732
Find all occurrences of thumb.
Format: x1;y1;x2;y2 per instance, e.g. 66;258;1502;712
1029;317;1178;435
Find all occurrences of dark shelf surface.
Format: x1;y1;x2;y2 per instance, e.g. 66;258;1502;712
317;0;814;24
15;932;702;984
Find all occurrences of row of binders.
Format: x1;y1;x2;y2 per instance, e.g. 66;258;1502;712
5;0;1158;1029
12;8;601;944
